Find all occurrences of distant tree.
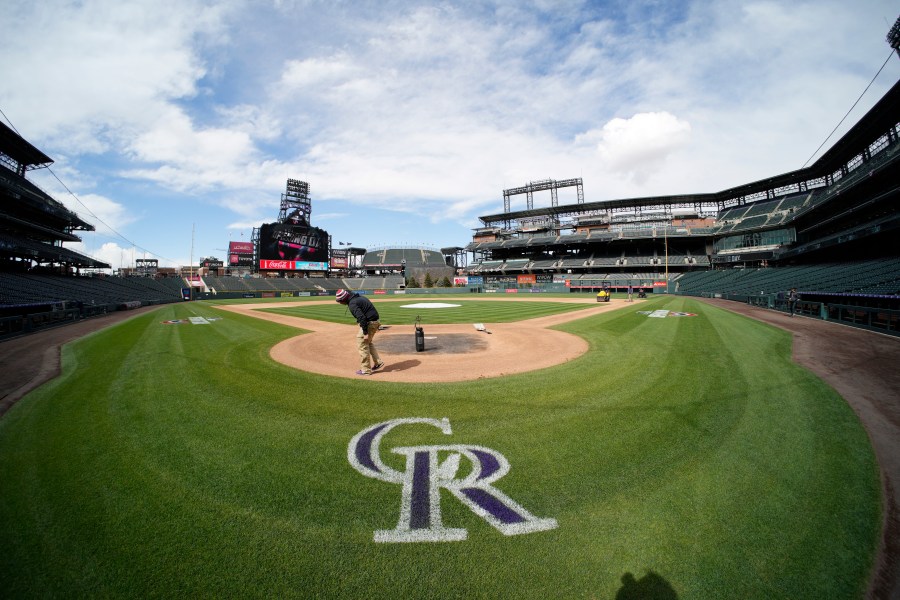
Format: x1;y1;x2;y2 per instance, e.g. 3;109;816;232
439;276;452;287
406;276;420;288
423;272;434;288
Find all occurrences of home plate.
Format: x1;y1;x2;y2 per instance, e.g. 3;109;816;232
378;333;487;354
400;303;461;308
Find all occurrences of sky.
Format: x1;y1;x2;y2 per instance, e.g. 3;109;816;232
1;0;898;270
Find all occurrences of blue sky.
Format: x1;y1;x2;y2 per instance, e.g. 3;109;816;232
2;0;898;270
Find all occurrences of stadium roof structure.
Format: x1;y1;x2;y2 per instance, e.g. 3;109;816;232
0;121;53;175
478;78;900;229
0;123;109;269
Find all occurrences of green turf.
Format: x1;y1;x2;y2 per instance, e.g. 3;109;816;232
258;298;595;324
0;296;881;598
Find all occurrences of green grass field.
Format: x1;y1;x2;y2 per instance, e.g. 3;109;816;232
0;296;880;598
258;297;594;324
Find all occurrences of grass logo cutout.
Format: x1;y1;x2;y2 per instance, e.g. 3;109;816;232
348;417;558;543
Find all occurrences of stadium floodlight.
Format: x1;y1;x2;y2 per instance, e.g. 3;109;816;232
888;15;900;57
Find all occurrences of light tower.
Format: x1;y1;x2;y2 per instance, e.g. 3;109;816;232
888;15;900;58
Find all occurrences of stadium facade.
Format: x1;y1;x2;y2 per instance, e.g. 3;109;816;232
1;79;898;338
460;80;899;317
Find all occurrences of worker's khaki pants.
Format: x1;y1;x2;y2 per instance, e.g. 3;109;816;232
357;321;382;373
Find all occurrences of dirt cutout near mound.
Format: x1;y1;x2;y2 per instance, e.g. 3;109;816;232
214;297;621;382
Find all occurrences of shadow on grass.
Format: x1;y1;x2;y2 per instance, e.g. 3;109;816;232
615;570;678;599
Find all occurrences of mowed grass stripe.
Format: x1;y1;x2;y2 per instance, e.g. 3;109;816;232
259;298;593;324
0;297;880;599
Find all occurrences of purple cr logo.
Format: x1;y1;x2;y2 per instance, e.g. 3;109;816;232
348;417;558;543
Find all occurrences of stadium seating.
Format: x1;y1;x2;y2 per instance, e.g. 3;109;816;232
362;248;447;267
674;259;900;297
0;273;184;308
529;259;560;269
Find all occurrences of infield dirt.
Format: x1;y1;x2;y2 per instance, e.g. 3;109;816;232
216;296;618;382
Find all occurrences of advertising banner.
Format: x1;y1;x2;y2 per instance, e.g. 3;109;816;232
517;274;536;284
259;259;293;270
487;275;516;283
229;241;254;254
228;241;255;266
453;277;468;285
230;254;255;266
259;260;329;271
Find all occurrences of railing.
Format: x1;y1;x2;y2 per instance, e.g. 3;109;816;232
824;303;900;335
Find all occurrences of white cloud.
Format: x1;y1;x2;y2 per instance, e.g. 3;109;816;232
1;0;233;151
3;0;899;259
70;193;139;234
227;221;265;231
580;112;692;184
121;107;295;193
63;240;131;270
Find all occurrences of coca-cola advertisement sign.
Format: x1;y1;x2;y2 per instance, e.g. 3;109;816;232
260;260;292;270
258;260;329;271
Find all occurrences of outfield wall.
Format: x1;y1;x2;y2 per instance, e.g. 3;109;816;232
678;291;900;336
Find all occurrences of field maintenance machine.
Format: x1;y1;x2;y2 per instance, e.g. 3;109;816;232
596;283;612;302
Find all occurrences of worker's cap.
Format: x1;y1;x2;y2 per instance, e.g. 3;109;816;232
335;289;351;303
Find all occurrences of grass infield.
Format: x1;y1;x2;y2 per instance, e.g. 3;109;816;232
0;296;880;598
258;297;594;324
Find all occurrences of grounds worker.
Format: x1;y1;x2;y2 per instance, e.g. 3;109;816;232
787;288;800;317
335;289;384;376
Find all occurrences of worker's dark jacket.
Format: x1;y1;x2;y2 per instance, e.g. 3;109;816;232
348;294;379;333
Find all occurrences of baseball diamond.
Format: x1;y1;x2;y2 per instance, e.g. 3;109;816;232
0;294;898;599
2;16;900;598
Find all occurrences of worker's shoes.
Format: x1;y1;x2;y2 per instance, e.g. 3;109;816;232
356;370;372;376
372;362;385;371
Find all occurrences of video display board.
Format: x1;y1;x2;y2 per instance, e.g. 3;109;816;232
330;248;349;269
135;258;158;276
258;222;329;264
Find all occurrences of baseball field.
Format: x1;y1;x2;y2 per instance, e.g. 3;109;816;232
0;295;880;598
